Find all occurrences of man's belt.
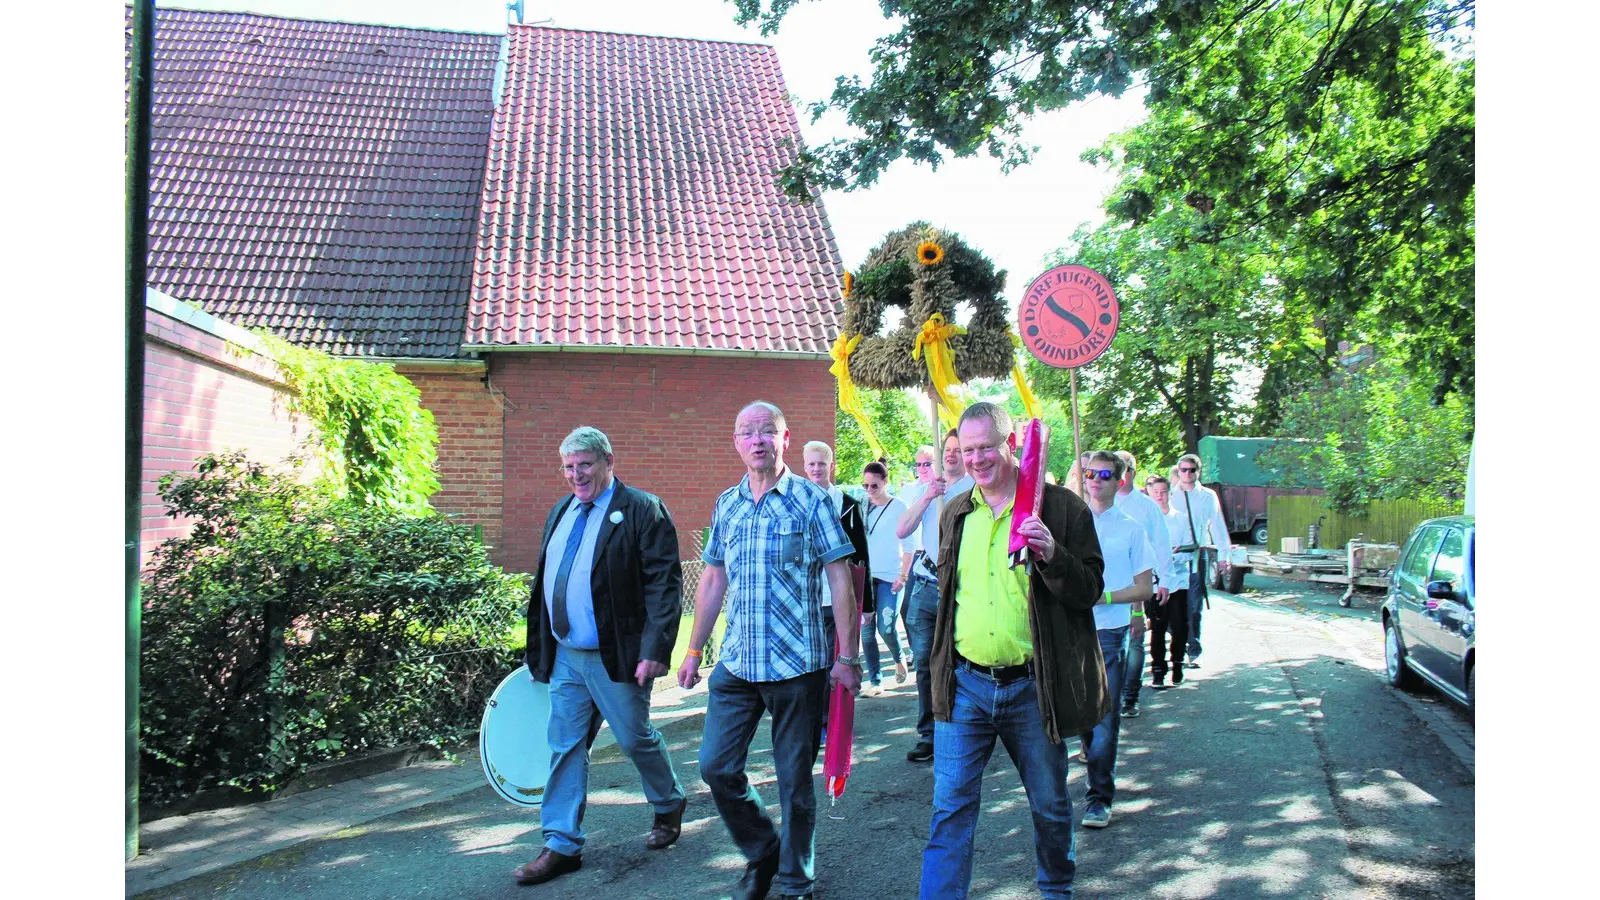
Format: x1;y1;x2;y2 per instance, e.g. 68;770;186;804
956;652;1033;684
914;551;938;582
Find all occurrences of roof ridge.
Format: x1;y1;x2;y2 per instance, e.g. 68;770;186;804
511;22;775;51
147;3;500;39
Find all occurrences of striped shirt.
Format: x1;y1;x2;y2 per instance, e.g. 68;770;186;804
703;468;854;682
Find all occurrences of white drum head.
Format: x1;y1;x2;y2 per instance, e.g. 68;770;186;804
480;668;552;808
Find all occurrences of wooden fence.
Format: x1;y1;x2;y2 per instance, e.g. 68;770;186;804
1266;495;1464;551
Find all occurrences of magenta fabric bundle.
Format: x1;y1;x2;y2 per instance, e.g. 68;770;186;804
823;682;855;801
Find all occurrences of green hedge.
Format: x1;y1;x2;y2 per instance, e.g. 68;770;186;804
139;452;525;807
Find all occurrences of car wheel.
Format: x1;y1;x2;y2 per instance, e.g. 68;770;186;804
1384;618;1418;689
1224;566;1246;594
1251;522;1269;546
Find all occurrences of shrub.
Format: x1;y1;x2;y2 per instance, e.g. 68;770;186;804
140;452;526;807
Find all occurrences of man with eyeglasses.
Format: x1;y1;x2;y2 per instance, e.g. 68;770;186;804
1111;451;1172;720
896;431;974;762
1167;453;1232;672
1076;451;1156;830
514;427;687;886
678;402;859;900
919;402;1106;900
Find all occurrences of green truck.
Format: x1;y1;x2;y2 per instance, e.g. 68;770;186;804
1197;436;1323;546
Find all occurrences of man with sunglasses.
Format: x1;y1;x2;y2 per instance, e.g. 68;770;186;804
1111;451;1172;719
1076;451;1156;829
896;431;974;762
1168;453;1232;671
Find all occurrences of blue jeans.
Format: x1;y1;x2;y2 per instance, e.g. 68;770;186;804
543;646;685;856
1081;627;1128;809
1122;617;1145;706
920;665;1076;899
699;664;828;896
861;579;905;684
905;576;940;743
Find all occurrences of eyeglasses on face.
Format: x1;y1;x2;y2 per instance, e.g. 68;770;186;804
913;461;934;469
1178;466;1198;474
734;428;780;442
862;482;883;490
560;460;598;477
1082;468;1116;481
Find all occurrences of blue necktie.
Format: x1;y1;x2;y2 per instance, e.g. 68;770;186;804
551;501;594;640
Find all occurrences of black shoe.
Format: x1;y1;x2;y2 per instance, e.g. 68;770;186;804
1150;671;1167;690
1121;701;1139;718
1171;666;1184;685
907;741;934;762
1185;661;1201;669
733;850;780;900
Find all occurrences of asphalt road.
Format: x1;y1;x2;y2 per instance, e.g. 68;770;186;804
144;576;1473;899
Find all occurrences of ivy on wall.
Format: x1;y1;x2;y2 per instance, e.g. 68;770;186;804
258;335;440;511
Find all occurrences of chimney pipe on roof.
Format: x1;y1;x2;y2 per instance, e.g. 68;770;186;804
507;0;524;25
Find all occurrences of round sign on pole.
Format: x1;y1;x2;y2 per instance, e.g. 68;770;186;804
1018;264;1120;369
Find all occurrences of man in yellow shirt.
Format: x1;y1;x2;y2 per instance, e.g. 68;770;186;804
919;402;1109;900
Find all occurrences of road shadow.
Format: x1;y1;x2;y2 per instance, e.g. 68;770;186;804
139;602;1473;900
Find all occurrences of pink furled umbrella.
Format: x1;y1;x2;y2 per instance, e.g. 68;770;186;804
1008;418;1051;567
824;681;856;803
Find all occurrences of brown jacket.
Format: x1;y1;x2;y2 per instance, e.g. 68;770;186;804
929;480;1109;743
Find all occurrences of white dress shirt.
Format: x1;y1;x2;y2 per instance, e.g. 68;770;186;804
1167;485;1232;575
1090;504;1156;631
1115;488;1175;593
900;475;975;574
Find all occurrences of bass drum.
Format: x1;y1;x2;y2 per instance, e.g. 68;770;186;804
480;668;552;808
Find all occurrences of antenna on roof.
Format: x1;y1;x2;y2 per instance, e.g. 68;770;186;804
507;0;524;25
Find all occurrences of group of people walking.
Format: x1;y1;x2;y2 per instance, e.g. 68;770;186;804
511;401;1234;899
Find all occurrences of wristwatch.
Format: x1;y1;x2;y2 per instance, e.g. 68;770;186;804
836;654;862;668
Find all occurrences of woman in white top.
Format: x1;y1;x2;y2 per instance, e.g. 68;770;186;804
859;461;916;695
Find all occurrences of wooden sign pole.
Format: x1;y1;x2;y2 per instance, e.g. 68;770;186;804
1069;368;1084;499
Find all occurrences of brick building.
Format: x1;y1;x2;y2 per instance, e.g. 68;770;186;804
139;9;843;569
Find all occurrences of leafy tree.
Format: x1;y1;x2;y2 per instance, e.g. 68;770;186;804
1257;355;1471;513
739;0;1474;401
835;385;930;486
260;335;441;511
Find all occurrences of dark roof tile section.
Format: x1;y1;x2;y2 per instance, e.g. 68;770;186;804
137;8;498;357
467;26;844;354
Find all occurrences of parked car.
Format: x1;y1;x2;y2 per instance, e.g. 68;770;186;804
1381;515;1475;719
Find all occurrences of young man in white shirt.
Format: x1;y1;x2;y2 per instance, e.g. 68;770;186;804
1079;451;1156;829
1111;451;1172;718
895;430;974;762
1168;453;1232;669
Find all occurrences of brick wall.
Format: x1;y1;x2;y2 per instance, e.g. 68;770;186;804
407;370;505;559
141;306;313;561
492;352;836;575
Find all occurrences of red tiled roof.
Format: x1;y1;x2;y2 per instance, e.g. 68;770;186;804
466;26;844;355
137;7;499;358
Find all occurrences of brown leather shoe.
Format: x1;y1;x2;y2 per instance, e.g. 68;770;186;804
645;798;687;850
512;848;582;885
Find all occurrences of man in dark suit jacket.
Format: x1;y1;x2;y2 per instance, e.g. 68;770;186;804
512;427;687;887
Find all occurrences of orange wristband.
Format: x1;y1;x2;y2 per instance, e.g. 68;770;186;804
685;647;703;659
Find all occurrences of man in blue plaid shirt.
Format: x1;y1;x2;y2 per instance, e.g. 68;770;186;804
677;401;861;900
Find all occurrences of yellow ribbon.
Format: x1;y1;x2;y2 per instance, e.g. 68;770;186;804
830;333;887;459
912;313;967;423
1008;332;1044;422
